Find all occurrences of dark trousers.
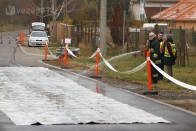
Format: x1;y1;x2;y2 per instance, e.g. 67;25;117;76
166;65;173;76
158;57;164;80
151;63;161;83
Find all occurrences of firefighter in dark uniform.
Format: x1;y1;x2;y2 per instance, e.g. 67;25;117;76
158;32;165;80
147;32;161;84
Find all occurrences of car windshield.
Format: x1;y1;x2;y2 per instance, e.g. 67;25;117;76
31;32;47;37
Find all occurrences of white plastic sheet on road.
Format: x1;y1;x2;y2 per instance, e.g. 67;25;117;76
0;67;170;125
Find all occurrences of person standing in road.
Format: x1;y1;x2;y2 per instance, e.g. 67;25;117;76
158;32;165;80
147;32;161;84
163;34;177;79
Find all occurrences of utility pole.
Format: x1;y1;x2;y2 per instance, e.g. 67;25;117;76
61;0;66;52
51;0;57;42
52;0;56;21
100;0;107;56
65;0;68;38
122;11;126;53
41;0;43;22
63;0;68;44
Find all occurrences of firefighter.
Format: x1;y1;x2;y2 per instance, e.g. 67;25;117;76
164;34;177;79
148;32;161;84
158;32;165;80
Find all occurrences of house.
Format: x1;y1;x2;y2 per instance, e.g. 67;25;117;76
144;0;179;21
129;0;179;21
151;0;196;29
129;0;143;20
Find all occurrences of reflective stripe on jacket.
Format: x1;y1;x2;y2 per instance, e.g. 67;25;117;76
160;40;164;53
164;42;176;58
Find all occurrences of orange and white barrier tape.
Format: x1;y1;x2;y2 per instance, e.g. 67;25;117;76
90;48;99;58
105;50;141;63
66;47;78;58
120;61;147;74
151;60;196;91
99;52;146;74
90;50;141;63
90;49;146;74
100;53;118;72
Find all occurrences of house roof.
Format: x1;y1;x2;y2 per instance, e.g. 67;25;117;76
151;0;196;21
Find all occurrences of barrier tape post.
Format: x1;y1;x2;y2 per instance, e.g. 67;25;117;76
61;43;71;69
21;32;24;45
45;41;48;60
19;32;24;45
147;51;152;91
19;32;22;44
143;51;158;95
42;41;49;61
58;56;63;63
64;44;68;66
90;47;102;79
95;48;100;76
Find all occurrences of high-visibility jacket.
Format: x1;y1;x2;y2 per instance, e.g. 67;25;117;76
160;40;165;54
164;42;177;59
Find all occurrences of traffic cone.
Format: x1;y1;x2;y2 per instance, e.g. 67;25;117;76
19;32;24;45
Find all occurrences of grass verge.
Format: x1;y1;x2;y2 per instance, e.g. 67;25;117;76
47;44;196;91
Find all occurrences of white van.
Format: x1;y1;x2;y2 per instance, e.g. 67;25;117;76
32;22;45;31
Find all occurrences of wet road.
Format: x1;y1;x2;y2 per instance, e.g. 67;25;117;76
0;30;195;131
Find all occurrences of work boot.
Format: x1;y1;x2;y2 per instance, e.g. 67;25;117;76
152;77;158;84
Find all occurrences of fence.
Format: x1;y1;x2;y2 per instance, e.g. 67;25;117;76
54;22;196;66
56;22;98;49
126;26;196;66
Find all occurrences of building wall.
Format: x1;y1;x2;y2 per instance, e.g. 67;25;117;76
175;21;196;29
156;20;196;30
132;3;141;20
145;2;175;7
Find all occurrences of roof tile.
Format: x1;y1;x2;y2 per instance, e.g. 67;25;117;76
151;0;196;21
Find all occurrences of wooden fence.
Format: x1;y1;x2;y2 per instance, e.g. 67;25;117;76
53;21;196;66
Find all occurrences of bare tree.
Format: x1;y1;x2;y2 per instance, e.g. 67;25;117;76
30;0;81;21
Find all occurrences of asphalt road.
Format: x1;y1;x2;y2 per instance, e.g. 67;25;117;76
0;30;195;131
